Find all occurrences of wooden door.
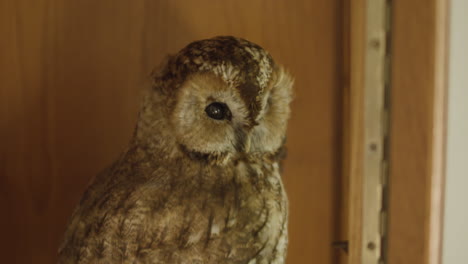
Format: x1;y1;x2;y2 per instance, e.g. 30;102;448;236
0;0;343;263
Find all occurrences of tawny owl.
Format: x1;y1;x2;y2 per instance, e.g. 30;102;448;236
58;36;293;264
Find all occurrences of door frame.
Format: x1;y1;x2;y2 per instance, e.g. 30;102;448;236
345;0;450;263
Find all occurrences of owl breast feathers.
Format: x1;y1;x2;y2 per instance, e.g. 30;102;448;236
58;36;293;264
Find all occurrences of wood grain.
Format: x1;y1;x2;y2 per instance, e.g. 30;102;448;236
388;0;448;263
336;0;351;262
346;0;366;263
0;0;343;263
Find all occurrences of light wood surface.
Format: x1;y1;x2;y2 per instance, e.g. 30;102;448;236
0;0;344;263
346;0;365;263
388;0;448;263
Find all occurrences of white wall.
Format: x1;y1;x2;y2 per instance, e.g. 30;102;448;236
442;1;468;263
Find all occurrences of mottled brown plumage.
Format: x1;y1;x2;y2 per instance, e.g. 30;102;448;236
58;36;293;264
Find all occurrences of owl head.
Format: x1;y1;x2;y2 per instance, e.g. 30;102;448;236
137;36;293;164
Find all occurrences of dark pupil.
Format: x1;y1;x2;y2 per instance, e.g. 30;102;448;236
205;102;229;120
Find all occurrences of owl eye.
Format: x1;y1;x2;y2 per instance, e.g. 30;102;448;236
205;102;232;121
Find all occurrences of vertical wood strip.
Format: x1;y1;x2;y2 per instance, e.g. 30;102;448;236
388;0;449;263
347;0;366;263
428;0;449;263
361;0;388;262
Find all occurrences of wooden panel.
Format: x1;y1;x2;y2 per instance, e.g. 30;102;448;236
388;0;448;263
346;0;366;263
336;0;352;262
0;0;342;263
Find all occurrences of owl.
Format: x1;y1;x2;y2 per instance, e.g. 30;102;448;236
58;36;293;264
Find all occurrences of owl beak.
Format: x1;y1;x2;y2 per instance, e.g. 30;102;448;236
234;125;255;153
241;119;259;153
244;135;251;153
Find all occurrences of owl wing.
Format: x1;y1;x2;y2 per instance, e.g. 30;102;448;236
57;171;224;263
58;158;270;264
